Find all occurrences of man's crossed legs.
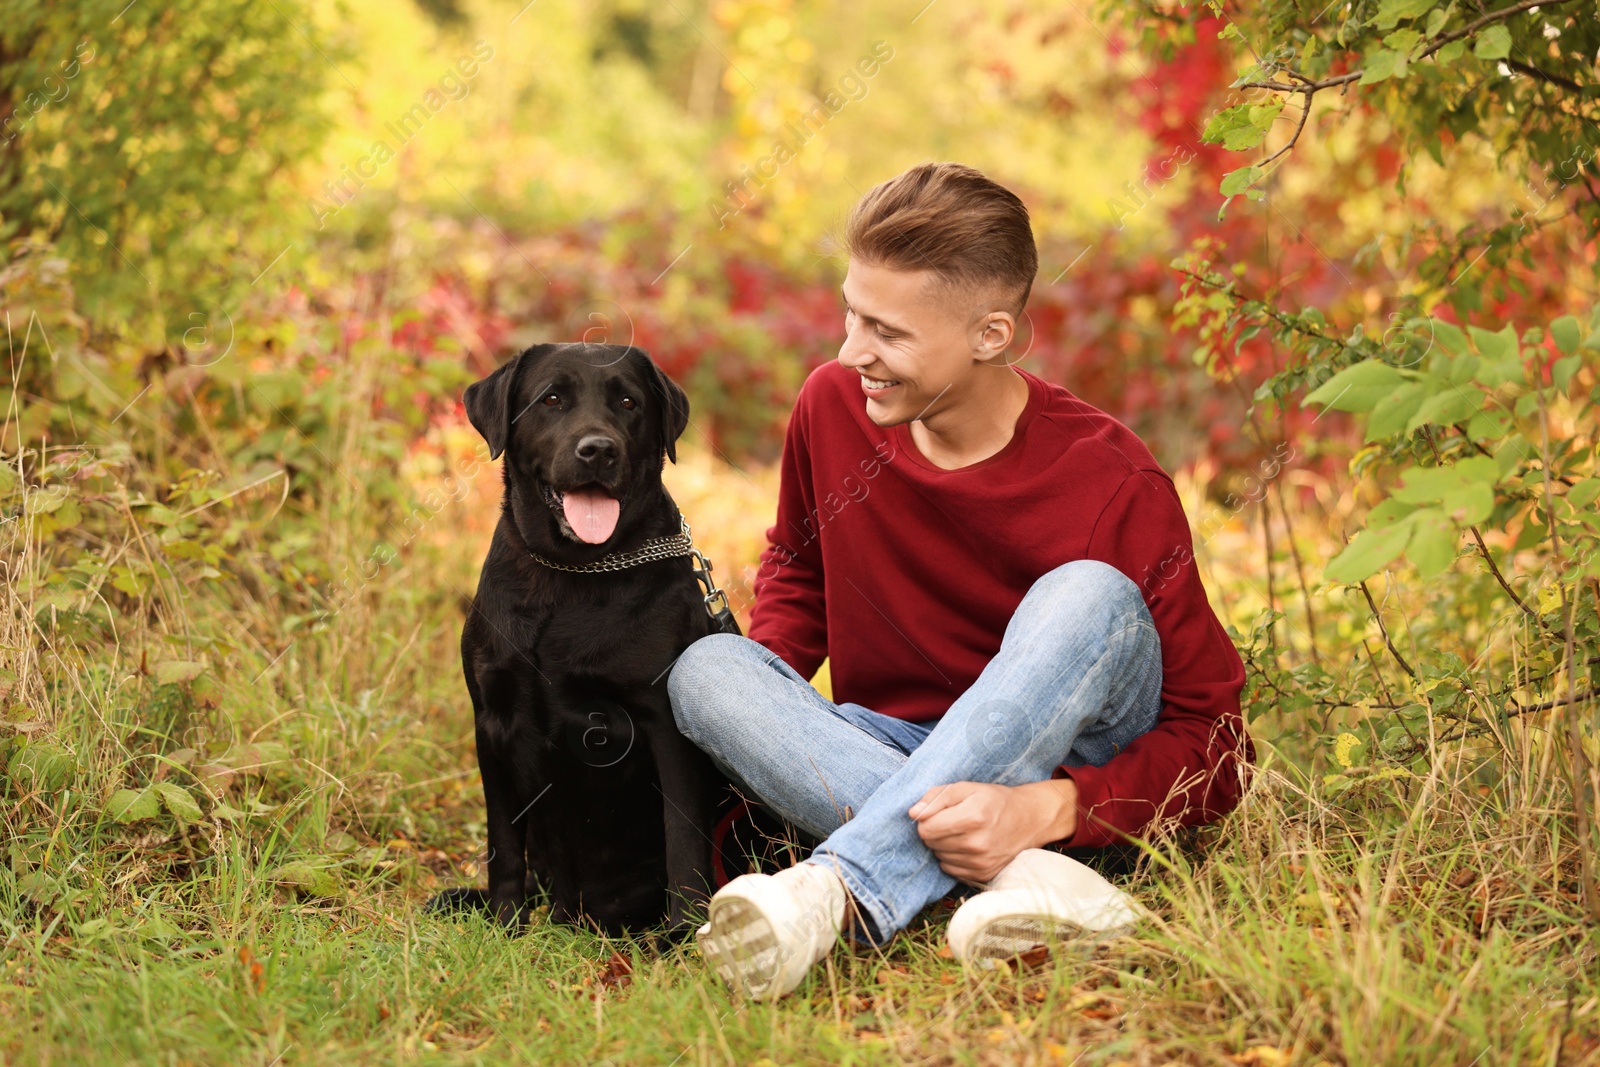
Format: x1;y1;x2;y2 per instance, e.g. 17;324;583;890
667;558;1163;997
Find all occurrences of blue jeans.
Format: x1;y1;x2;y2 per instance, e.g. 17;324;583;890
667;559;1163;943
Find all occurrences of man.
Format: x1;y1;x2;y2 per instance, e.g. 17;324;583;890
668;161;1250;1000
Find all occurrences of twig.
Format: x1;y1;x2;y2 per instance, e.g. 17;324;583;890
1272;479;1322;664
1496;685;1599;721
1359;579;1416;678
1421;428;1549;630
1258;94;1314;168
1502;57;1586;94
1535;379;1600;922
1467;525;1543;624
1237;0;1579;96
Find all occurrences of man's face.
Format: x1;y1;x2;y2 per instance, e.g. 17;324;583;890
835;259;1012;427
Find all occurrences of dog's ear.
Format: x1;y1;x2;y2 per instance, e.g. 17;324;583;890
640;351;689;464
464;347;541;460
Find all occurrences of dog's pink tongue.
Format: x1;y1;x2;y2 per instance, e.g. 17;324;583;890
562;488;619;544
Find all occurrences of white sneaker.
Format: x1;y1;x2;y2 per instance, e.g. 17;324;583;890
946;848;1143;966
696;861;846;1000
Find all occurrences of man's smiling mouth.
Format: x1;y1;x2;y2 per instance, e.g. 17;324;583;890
861;375;902;391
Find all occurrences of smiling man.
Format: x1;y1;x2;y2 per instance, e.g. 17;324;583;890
668;161;1251;999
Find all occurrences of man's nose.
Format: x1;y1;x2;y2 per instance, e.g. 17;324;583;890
837;327;874;369
575;434;619;463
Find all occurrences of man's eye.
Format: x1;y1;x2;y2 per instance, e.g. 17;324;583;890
620;396;636;410
541;393;560;406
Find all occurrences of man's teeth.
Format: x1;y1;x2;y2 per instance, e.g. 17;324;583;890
863;377;900;388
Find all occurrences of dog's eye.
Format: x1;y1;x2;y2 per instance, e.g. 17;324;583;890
541;393;560;407
619;396;636;410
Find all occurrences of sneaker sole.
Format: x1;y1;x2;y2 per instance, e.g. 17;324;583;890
969;915;1073;961
966;914;1134;964
699;897;783;998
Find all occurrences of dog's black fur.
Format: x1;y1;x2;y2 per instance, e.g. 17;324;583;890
425;343;733;936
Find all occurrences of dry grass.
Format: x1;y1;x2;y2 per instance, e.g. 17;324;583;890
2;372;1597;1065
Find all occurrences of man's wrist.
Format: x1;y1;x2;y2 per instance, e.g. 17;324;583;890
1017;777;1078;847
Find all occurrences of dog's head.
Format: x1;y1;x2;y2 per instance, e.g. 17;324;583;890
464;343;689;548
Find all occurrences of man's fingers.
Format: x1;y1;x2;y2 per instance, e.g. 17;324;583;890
914;798;983;843
909;781;972;820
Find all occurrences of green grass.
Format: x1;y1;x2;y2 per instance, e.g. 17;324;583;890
5;764;1597;1066
3;434;1597;1066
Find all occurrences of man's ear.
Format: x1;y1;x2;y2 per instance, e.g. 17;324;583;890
639;350;689;464
464;346;545;460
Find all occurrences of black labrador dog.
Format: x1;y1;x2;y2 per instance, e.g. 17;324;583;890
426;342;735;936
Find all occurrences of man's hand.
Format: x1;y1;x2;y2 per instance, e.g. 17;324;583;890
908;778;1079;885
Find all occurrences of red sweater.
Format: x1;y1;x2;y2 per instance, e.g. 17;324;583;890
747;360;1252;848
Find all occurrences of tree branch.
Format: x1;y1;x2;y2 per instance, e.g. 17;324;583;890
1360;579;1417;678
1237;0;1582;97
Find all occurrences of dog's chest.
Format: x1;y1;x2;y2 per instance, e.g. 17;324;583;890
528;585;703;685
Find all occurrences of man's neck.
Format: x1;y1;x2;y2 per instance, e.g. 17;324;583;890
908;367;1030;470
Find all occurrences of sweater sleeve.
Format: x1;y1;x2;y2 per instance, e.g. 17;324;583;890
1056;470;1253;847
747;383;829;681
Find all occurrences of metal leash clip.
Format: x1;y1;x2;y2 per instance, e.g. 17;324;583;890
680;514;741;635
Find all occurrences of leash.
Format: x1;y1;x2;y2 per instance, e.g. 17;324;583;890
527;512;741;634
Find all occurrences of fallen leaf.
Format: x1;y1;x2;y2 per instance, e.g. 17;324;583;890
598;952;632;990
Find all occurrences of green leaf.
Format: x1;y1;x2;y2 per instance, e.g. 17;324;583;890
1406;510;1459;577
151;781;204;823
1383;29;1422;53
1390;456;1498;524
1374;0;1434;29
8;742;75;793
1472;355;1524;388
1326;519;1415;583
1494;435;1530;478
268;861;343;899
1553;355;1581;391
1569;478;1600;509
1203;104;1283;152
1473;25;1511;60
1445;352;1481;385
1469;323;1517;362
1305;360;1409;413
1366;383;1428;440
1424;6;1450;36
1465;408;1511;441
1551;315;1582;356
1407;382;1483;431
1360;48;1409;84
1220;164;1265;197
1431;318;1468;355
107;788;161;824
1367;497;1418;528
153;660;208;686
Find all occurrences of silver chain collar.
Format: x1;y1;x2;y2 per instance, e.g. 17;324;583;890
527;512;735;628
527;532;694;573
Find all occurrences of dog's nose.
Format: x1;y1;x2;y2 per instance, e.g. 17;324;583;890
575;435;619;463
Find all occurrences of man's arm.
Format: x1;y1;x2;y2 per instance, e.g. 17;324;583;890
746;383;829;680
910;470;1250;879
1061;469;1252;848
